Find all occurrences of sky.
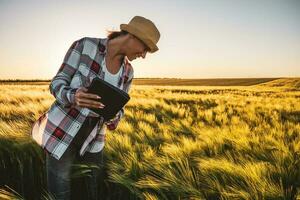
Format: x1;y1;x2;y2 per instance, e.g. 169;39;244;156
0;0;299;79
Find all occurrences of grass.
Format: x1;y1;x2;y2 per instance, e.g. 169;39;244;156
0;78;299;200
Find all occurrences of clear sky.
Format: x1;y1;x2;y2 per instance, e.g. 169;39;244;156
0;0;299;79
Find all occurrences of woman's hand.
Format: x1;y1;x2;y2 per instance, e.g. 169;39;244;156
74;87;105;109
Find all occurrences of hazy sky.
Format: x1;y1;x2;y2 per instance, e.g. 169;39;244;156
0;0;299;79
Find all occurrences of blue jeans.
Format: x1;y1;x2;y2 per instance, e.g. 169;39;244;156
46;117;104;200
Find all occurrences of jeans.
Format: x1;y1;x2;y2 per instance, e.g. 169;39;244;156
46;117;103;200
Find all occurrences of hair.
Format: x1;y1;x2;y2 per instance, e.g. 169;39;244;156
105;29;151;52
106;30;128;40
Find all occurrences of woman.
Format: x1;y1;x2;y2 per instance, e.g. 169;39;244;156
31;16;160;200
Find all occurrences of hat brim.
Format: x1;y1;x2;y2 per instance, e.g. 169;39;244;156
120;24;159;53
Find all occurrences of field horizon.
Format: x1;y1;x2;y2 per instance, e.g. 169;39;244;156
0;77;299;87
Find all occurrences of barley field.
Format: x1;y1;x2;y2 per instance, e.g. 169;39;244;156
0;78;299;200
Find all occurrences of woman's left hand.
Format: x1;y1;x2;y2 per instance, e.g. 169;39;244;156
105;114;120;130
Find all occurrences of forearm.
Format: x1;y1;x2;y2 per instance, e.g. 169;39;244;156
49;38;84;108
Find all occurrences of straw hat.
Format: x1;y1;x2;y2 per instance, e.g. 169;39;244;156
120;16;160;53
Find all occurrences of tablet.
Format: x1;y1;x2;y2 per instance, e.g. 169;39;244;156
86;77;130;121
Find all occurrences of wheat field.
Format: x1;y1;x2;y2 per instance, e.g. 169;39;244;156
0;78;299;200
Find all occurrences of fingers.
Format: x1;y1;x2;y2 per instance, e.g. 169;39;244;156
78;98;105;108
75;87;104;109
78;103;105;109
79;91;100;100
77;102;105;109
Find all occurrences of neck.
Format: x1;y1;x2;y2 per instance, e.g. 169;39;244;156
106;38;125;62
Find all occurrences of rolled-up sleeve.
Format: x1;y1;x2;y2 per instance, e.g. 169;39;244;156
49;37;85;108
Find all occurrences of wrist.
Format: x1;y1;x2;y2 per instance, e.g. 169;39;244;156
69;88;79;105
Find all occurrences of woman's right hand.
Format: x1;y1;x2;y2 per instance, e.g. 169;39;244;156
74;87;105;109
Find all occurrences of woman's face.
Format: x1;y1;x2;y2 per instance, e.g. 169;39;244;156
126;34;149;61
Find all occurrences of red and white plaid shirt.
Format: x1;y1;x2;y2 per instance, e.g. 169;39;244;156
31;37;134;160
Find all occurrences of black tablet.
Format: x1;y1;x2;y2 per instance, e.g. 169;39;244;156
86;77;130;121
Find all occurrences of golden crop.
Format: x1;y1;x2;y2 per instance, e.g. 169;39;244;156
0;78;299;200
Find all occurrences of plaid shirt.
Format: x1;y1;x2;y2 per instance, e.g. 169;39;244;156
30;37;134;160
